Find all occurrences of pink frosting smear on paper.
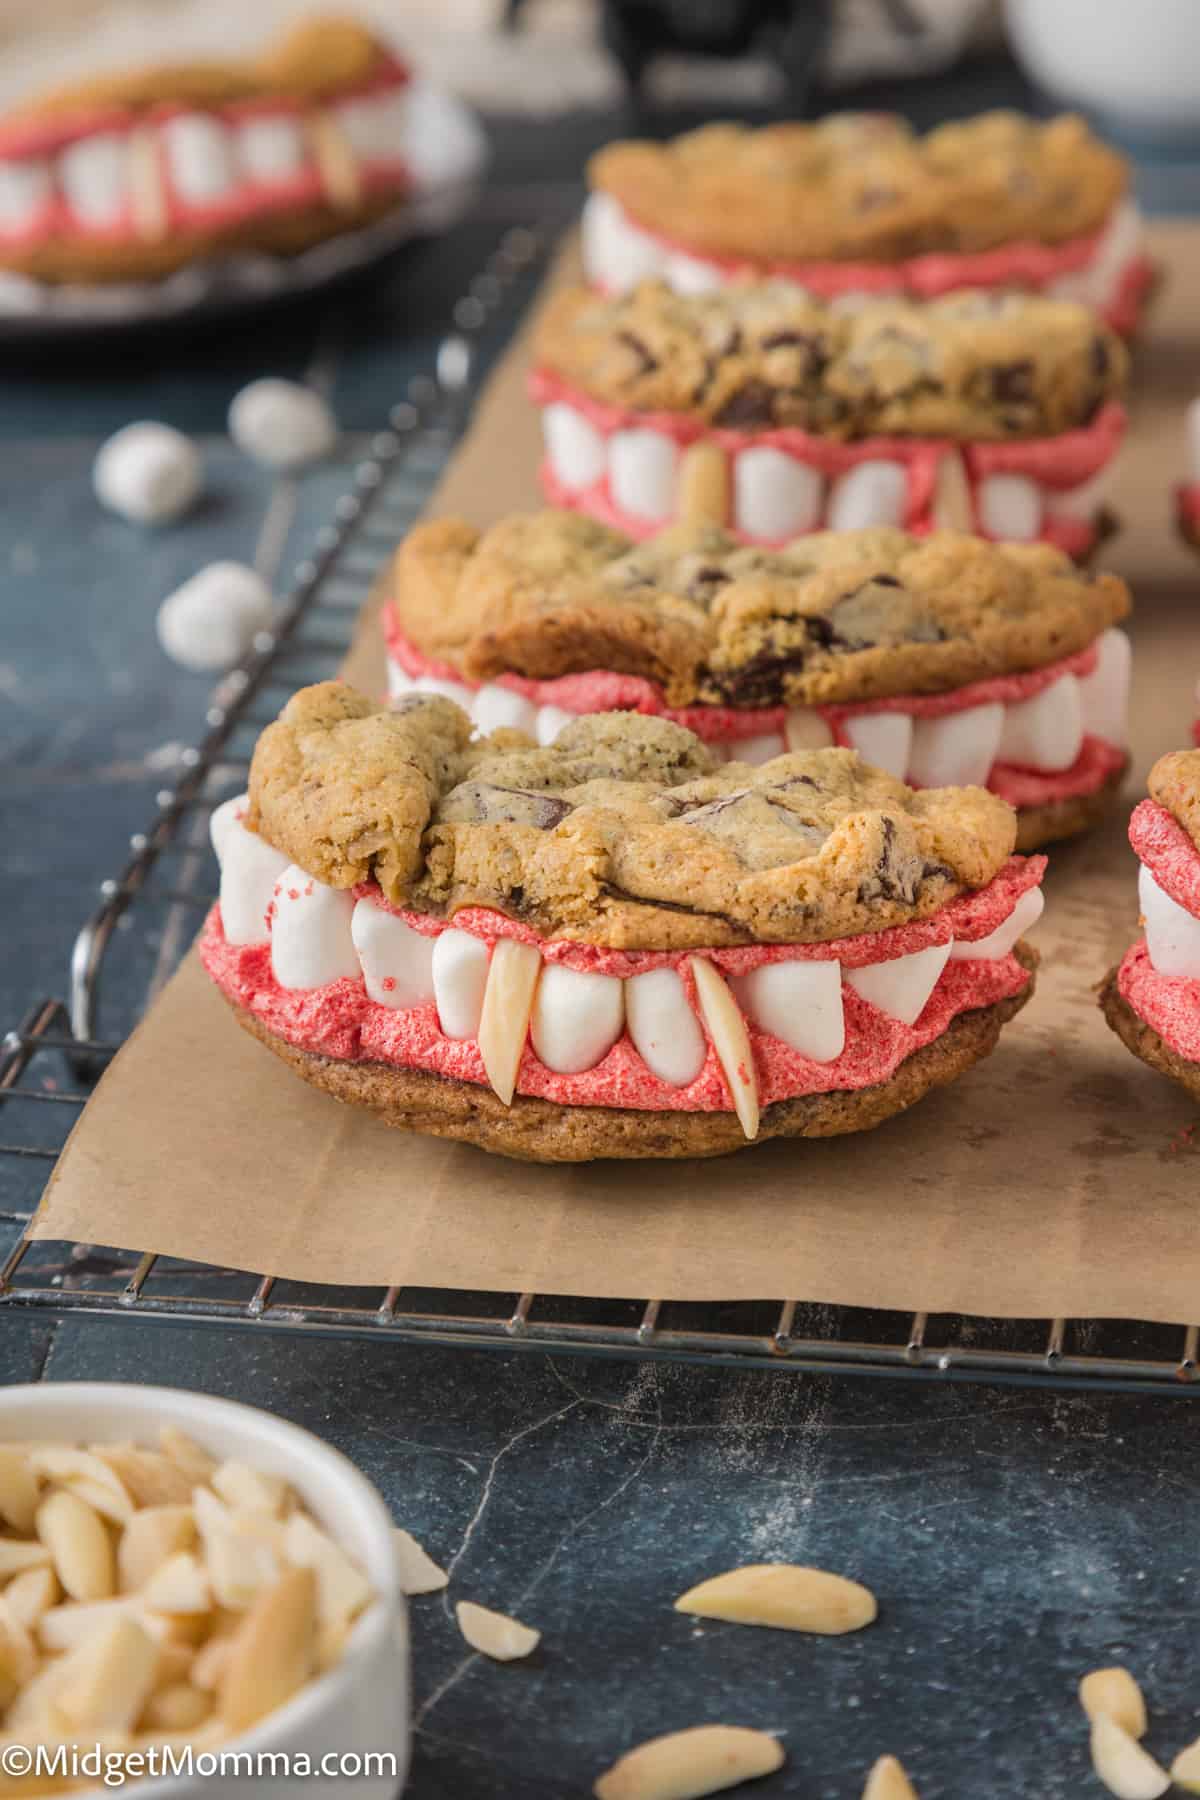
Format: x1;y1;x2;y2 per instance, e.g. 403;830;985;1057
1118;940;1200;1065
199;857;1040;1115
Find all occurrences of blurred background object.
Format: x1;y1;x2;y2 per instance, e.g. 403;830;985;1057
1007;0;1200;146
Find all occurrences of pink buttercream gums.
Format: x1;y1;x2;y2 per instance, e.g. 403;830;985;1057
1118;940;1200;1066
1129;799;1200;922
199;857;1040;1116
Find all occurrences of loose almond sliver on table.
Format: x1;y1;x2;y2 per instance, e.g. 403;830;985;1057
593;1725;785;1800
1090;1715;1170;1800
674;1564;877;1634
392;1528;448;1595
455;1600;540;1662
1171;1737;1200;1791
1079;1667;1148;1740
862;1754;920;1800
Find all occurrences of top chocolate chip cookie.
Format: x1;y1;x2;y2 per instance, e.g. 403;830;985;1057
392;514;1130;710
588;113;1127;265
246;684;1016;949
534;282;1127;440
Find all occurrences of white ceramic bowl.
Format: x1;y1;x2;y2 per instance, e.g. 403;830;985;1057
0;1383;409;1800
1007;0;1200;142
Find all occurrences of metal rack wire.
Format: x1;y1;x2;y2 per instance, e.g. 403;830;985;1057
2;218;1198;1392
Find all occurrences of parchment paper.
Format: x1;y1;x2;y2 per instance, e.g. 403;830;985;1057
33;224;1200;1320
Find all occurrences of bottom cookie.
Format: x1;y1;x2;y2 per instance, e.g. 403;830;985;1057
1015;755;1130;853
1099;964;1200;1103
225;948;1036;1163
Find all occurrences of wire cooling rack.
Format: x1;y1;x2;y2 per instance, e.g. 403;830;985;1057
2;219;1199;1393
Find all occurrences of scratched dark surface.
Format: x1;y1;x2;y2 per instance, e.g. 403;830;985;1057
4;49;1200;1800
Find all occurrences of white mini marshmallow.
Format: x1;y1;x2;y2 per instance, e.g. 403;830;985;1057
950;886;1045;962
156;562;273;673
731;960;844;1063
542;403;606;491
729;733;786;767
1139;864;1200;980
335;89;408;162
237;116;307;183
472;683;538;736
432;928;490;1039
1078;628;1132;747
162;114;236;203
209;791;249;865
351;900;436;1008
609;429;679;523
218;821;290;947
1047;470;1109;521
0;157;50;230
387;660;414;700
59;133;128;227
531;964;624;1074
228;378;337;470
976;473;1042;542
270;867;359;991
842;713;913;781
664;250;722;295
734;447;823;540
846;940;952;1026
94;421;203;526
536;705;576;746
907;703;1003;788
995;673;1083;773
625;967;707;1087
784;708;836;752
827;460;907;532
1091;197;1143;306
580;191;662;291
415;673;475;710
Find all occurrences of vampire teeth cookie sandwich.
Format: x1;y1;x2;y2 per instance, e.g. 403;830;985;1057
0;15;416;285
385;515;1132;853
201;685;1045;1161
530;282;1128;561
584;113;1152;336
1101;751;1200;1102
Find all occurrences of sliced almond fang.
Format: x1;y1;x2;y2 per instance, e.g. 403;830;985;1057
477;939;542;1107
455;1600;540;1662
674;1563;876;1634
1090;1715;1169;1800
308;113;362;210
688;959;759;1140
1080;1667;1147;1740
930;448;973;531
593;1724;784;1800
863;1754;920;1800
678;441;729;528
393;1528;448;1595
128;128;168;242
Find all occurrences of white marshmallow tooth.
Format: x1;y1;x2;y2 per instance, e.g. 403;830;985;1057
842;713;913;781
542;403;606;492
387;660;414;701
846;941;952;1027
976;473;1042;542
689;957;759;1140
734;447;823;540
351;900;436;1009
269;867;359;991
432;928;490;1039
217;820;289;947
530;963;624;1074
1079;627;1132;747
335;90;408;164
237;115;307;184
477;939;542;1106
161;114;236;204
1092;197;1144;302
608;429;679;524
58;133;129;228
1139;864;1200;980
907;703;1003;789
950;886;1045;962
731;960;844;1063
625;967;707;1087
415;673;475;711
209;791;250;866
827;460;907;531
995;673;1083;773
0;157;51;231
535;705;576;746
664;250;722;295
471;683;537;737
784;709;835;753
729;733;786;767
580;191;663;291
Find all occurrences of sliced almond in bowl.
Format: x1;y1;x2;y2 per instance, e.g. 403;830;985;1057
216;1565;317;1736
455;1600;540;1662
593;1724;784;1800
36;1489;115;1601
1080;1667;1147;1739
674;1563;876;1634
1090;1715;1169;1800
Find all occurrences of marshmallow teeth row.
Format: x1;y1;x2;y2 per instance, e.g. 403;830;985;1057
1139;865;1200;981
391;627;1131;785
541;402;1107;542
212;796;1043;1137
0;80;409;243
581;190;1145;315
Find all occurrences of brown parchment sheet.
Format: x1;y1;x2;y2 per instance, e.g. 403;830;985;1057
32;224;1200;1319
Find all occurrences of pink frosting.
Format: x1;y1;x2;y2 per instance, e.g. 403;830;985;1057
1118;939;1200;1065
1176;483;1200;528
200;861;1038;1113
1129;799;1200;921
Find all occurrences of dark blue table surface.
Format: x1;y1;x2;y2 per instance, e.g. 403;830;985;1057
5;54;1200;1799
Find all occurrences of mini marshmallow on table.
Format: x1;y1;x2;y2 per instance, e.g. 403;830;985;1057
157;562;274;673
93;422;203;526
228;379;338;471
